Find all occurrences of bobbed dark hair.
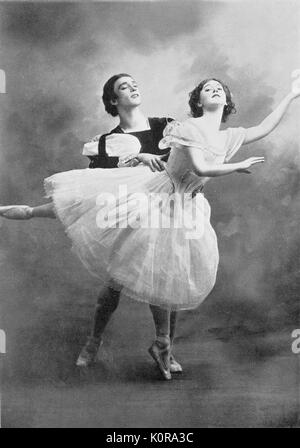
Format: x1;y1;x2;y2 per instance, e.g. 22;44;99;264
188;78;236;122
102;73;132;117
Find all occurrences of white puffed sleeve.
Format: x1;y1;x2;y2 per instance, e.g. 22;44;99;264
82;140;99;156
158;120;206;151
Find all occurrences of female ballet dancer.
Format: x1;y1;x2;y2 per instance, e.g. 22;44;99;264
1;71;299;380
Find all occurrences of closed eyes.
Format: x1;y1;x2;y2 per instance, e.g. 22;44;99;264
120;83;138;90
204;86;223;91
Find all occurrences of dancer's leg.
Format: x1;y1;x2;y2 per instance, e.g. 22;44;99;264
169;310;177;344
169;311;183;373
32;203;56;218
149;304;170;338
76;286;121;367
92;286;121;339
148;304;172;380
0;202;56;219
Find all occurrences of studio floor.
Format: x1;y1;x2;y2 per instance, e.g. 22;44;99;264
2;314;299;428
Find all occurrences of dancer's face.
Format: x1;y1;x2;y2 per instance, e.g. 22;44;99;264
199;80;227;110
112;76;142;110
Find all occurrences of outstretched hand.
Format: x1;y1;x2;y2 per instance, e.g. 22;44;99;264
291;69;300;98
237;156;265;174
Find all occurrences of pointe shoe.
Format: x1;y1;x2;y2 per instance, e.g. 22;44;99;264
76;336;103;367
0;205;33;220
148;337;172;380
170;354;183;374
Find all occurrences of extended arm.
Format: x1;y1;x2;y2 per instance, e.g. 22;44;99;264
243;93;294;144
243;70;300;145
186;146;264;177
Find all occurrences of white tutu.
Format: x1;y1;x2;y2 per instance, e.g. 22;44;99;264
44;164;219;310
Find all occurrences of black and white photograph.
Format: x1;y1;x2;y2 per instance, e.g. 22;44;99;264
0;0;299;429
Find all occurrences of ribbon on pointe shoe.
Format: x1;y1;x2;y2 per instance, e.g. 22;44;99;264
148;336;172;381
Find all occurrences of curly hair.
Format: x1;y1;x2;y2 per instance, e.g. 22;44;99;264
188;78;236;122
102;73;132;117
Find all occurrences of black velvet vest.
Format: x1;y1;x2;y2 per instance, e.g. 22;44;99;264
88;117;172;169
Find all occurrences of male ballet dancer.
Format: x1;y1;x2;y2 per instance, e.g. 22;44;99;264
77;74;182;374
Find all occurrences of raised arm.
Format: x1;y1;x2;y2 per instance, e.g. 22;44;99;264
243;70;300;145
187;146;264;177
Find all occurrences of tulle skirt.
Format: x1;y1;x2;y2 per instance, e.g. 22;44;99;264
44;165;219;310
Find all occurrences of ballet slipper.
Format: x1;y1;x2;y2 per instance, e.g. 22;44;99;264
148;336;172;380
170;354;183;373
0;205;33;220
76;336;103;367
